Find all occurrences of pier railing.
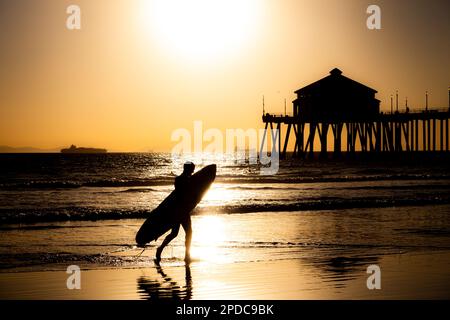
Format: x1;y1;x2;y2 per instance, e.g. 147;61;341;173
262;107;450;158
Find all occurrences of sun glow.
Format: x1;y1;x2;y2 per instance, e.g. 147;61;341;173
202;184;235;204
192;215;227;262
140;0;262;64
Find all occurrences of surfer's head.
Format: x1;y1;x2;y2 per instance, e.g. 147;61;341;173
183;162;195;175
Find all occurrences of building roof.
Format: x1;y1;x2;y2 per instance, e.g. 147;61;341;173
295;68;378;94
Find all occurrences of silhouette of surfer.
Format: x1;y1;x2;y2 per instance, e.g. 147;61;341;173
155;162;195;264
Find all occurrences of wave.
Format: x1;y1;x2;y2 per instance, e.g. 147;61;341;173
218;174;450;185
2;174;450;189
227;184;450;191
201;197;450;214
0;181;83;189
226;186;303;191
0;179;174;189
119;188;159;193
2;240;448;271
1;196;449;224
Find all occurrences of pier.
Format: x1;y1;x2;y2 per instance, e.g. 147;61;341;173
262;109;450;159
261;69;450;159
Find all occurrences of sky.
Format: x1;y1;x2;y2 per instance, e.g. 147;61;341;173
0;0;449;151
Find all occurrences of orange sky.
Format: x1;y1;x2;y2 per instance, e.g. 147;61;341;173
0;0;449;151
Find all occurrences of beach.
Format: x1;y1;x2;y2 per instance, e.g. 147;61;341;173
1;0;450;305
0;153;450;299
1;209;450;300
1;251;449;300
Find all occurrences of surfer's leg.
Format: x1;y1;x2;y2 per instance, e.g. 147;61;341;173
156;225;180;262
181;217;192;262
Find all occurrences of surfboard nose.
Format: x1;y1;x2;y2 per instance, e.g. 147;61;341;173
205;164;217;178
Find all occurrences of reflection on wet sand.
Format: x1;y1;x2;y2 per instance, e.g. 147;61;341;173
295;242;382;289
313;254;380;289
0;250;449;299
137;263;192;300
135;252;380;300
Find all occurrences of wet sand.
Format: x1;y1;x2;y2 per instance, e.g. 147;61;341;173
1;250;449;300
1;207;449;300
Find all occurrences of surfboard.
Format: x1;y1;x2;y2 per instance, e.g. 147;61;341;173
135;164;216;246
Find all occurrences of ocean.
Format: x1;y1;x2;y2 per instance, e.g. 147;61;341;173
0;153;449;299
1;153;450;223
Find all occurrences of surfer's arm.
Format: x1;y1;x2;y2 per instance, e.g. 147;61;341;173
175;175;188;189
175;175;190;191
174;176;181;190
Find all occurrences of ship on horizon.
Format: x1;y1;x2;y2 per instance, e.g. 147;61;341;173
61;144;107;154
